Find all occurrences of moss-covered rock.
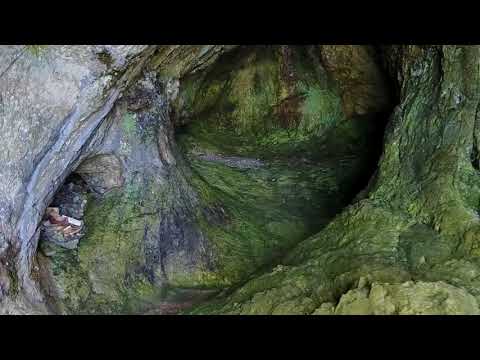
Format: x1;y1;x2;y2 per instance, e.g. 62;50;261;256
174;45;392;290
189;46;480;315
40;45;394;314
332;281;480;315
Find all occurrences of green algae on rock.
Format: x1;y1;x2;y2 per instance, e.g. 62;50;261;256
188;46;480;316
171;45;395;301
9;45;480;315
34;45;393;314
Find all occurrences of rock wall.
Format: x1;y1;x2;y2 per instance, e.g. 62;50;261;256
188;46;480;315
4;45;476;315
40;45;392;313
0;45;234;314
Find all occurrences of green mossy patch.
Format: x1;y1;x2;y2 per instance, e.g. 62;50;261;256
175;45;384;292
46;180;180;314
188;46;480;315
45;45;388;314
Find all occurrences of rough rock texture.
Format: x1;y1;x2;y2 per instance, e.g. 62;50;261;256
188;46;480;315
151;45;238;78
0;45;235;314
38;45;392;314
173;45;393;290
0;45;155;313
320;45;392;118
4;45;480;315
75;155;124;194
325;280;480;315
42;73;213;313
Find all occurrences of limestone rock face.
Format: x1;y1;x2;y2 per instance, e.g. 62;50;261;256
151;45;238;78
3;45;480;315
0;45;155;311
75;154;124;194
43;45;392;313
331;281;480;315
319;45;393;118
0;45;235;314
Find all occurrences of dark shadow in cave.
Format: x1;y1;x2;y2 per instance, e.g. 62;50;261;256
171;45;401;301
39;153;124;256
342;46;401;204
341;109;397;206
39;173;90;255
37;45;401;314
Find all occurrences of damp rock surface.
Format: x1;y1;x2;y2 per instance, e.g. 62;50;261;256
188;46;480;316
36;45;392;314
4;45;480;315
0;45;237;314
195;152;265;170
330;281;480;315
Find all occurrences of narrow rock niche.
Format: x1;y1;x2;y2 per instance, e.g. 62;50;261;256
39;174;89;256
39;154;124;256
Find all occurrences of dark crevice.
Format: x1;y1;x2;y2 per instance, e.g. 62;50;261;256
472;102;480;171
347;46;401;203
342;112;396;206
39;173;90;255
38;150;126;258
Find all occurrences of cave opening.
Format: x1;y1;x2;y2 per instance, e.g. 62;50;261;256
38;173;90;256
34;45;400;314
38;153;124;257
171;45;400;286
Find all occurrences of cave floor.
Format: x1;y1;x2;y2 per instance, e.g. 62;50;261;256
41;115;380;315
175;117;379;290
